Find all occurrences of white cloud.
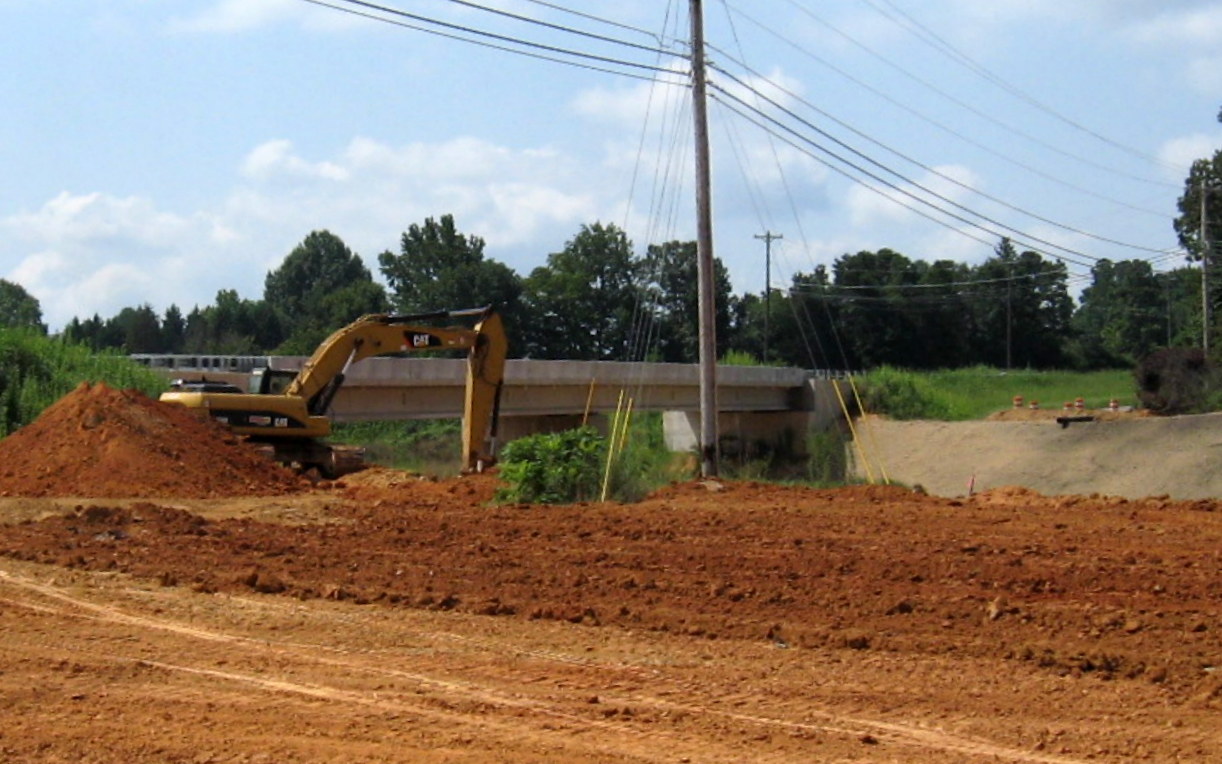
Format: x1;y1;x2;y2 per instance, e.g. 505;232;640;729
168;0;300;33
1124;5;1222;45
0;192;252;329
1187;55;1222;97
1159;132;1222;177
571;72;687;128
0;134;624;330
5;192;196;247
846;164;981;227
242;140;350;182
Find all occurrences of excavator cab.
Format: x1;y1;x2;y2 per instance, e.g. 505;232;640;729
248;368;298;395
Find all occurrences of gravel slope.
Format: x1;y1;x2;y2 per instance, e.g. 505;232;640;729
852;412;1222;499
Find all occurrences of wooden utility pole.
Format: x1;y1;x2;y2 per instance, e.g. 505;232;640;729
1203;181;1210;354
755;231;782;362
690;0;718;477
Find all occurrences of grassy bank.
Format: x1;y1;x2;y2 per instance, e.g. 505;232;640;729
0;329;168;436
856;366;1137;421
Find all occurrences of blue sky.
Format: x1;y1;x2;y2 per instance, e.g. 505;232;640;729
2;0;1221;331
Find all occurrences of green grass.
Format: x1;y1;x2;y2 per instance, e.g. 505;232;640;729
328;419;465;475
856;365;1137;421
0;329;168;436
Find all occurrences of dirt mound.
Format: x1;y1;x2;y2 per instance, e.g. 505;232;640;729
0;382;305;498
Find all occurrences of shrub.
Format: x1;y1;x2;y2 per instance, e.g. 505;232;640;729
495;417;677;504
496;426;607;504
856;367;953;420
1135;348;1219;414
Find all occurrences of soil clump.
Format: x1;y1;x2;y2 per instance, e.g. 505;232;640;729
0;382;305;499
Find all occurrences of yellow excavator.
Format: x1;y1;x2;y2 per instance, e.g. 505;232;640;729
160;306;508;478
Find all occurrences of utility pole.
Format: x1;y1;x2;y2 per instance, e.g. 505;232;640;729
755;231;782;363
1005;262;1013;371
690;0;719;477
1203;181;1210;354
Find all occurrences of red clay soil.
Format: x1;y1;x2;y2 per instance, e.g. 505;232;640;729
0;382;304;498
0;475;1218;761
1;477;1218;694
0;386;1218;761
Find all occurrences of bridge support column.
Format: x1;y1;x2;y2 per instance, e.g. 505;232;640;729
663;411;826;458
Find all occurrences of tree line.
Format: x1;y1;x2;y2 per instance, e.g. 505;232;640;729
0;216;1206;371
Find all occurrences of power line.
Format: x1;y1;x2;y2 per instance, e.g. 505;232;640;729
710;82;1103;269
433;0;677;57
866;0;1184;175
297;0;684;79
715;8;1170;220
758;0;1179;190
516;0;673;45
709;57;1175;258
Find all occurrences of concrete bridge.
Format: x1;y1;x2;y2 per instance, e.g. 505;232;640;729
138;355;843;455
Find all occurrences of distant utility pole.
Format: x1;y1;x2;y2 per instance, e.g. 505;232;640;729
1203;181;1211;354
755;231;782;362
690;0;719;478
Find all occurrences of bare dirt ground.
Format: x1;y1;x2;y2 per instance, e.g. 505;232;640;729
0;386;1218;762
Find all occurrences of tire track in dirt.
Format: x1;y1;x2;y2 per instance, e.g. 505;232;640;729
0;568;758;763
0;566;1091;764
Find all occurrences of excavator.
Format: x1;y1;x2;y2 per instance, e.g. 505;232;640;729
159;306;508;478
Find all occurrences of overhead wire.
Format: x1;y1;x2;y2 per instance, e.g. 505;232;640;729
866;0;1185;175
710;83;1102;271
718;7;1171;221
765;0;1180;190
712;0;831;368
707;54;1176;259
297;0;684;80
515;0;672;44
433;0;676;56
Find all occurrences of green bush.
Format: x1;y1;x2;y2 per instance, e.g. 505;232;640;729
856;366;953;420
496;426;607;503
1135;348;1219;414
495;418;676;504
606;414;679;502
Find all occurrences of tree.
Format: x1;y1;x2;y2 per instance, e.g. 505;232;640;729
109;304;163;353
971;239;1072;369
378;215;523;349
1172;119;1222;351
162;304;186;353
0;279;45;333
183;290;280;354
641;240;733;363
265;230;388;352
1072;259;1165;366
774;266;844;370
826;249;925;368
520;222;643;360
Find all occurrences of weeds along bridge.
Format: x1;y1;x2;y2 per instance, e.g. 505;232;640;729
138;355;842;454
